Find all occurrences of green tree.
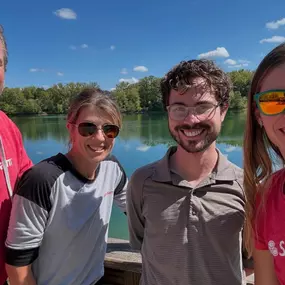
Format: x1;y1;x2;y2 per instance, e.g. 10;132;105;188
228;69;253;97
229;91;247;110
138;76;162;111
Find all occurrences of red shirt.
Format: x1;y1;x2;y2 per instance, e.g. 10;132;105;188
254;170;285;285
0;111;32;284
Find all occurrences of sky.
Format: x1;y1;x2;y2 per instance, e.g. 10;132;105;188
1;0;285;91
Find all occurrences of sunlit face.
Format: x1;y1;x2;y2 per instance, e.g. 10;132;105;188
67;105;116;165
0;41;4;95
168;77;228;153
257;63;285;159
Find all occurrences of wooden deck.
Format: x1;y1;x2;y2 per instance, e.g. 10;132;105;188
100;238;254;285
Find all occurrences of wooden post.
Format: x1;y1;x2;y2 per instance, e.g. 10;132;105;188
101;238;142;285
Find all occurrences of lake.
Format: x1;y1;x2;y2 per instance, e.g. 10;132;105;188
11;111;246;240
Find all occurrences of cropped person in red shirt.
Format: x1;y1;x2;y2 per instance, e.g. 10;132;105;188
244;42;285;285
0;25;33;285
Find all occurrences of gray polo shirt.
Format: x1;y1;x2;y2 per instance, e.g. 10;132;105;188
127;146;246;285
5;153;127;285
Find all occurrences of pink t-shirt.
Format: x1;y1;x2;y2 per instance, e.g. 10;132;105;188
0;111;33;284
254;170;285;285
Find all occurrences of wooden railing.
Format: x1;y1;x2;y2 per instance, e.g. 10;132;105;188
100;238;141;285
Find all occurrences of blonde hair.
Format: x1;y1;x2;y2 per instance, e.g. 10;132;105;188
67;88;122;128
243;43;285;256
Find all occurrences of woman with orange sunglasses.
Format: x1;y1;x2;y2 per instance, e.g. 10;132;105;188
243;43;285;285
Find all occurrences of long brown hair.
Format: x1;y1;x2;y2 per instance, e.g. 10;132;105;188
243;43;285;256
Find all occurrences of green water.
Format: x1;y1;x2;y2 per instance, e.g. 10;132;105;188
11;111;246;239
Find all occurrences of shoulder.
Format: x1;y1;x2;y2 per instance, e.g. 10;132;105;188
130;160;158;185
16;153;68;196
101;154;126;174
0;111;22;141
228;160;244;181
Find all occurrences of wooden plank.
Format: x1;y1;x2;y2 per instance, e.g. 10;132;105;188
124;271;141;285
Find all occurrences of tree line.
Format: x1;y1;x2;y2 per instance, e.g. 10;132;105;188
13;112;245;148
0;69;253;115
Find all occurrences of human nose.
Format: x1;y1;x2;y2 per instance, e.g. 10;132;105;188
92;128;105;141
184;107;200;124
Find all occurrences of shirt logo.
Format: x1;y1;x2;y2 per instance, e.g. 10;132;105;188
268;240;285;257
0;158;13;170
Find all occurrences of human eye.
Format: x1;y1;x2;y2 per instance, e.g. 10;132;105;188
196;103;214;114
171;105;187;113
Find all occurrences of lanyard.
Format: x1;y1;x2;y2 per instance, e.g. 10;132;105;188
0;135;13;199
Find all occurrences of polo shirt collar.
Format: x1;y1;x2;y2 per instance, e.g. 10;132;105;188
152;146;237;183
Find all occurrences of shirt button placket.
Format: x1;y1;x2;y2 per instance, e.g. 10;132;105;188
189;190;199;221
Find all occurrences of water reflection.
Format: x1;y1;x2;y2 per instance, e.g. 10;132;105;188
12;111;246;147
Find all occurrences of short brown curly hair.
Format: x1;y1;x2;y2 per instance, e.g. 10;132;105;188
0;25;8;71
160;59;232;110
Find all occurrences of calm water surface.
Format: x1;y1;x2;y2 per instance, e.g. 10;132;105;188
11;111;246;240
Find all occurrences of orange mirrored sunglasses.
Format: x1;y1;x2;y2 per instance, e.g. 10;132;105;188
254;89;285;116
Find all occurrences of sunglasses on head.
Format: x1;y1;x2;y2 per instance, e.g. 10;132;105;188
75;122;120;138
254;89;285;116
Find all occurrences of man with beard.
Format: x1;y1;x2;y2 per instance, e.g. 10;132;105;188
126;60;251;285
0;25;32;285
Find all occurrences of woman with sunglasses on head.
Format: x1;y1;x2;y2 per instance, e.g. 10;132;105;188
243;43;285;285
4;88;127;285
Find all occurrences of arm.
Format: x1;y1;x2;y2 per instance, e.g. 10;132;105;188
5;167;50;284
242;236;254;276
113;173;127;214
126;171;145;250
253;248;280;285
6;264;36;285
112;157;128;214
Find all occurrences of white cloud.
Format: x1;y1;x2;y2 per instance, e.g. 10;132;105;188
224;59;237;65
266;18;285;30
81;44;88;49
198;47;229;59
54;8;77;20
238;59;250;64
69;45;77;50
120;68;128;74
119;77;139;84
260;36;285;43
136;145;151;152
228;64;249;69
224;146;237;153
110;88;116;91
110;45;116;50
226;59;250;68
57;72;64;76
228;65;242;68
29;68;45;72
133;65;148;72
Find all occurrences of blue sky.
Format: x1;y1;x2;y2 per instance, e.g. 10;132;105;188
1;0;285;91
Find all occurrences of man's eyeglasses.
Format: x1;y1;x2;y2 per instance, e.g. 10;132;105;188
167;102;220;121
72;122;120;138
